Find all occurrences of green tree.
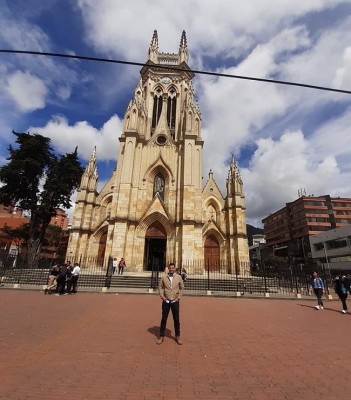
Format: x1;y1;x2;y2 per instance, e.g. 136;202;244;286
0;131;83;265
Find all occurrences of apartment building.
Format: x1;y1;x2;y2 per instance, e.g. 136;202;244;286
262;195;351;260
310;224;351;272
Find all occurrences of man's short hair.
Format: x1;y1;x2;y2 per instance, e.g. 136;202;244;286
169;263;175;268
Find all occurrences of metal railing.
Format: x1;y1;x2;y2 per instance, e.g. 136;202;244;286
0;253;333;297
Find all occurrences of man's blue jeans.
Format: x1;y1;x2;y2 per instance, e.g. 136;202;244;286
160;300;180;337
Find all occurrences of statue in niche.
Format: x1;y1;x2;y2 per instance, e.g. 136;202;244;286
153;174;165;200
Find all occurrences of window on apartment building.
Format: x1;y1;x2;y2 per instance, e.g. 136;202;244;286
326;238;348;250
308;217;329;223
309;208;328;213
309;226;330;232
314;243;324;251
304;201;326;206
292;217;308;227
294;228;304;235
336;219;351;224
333;202;351;207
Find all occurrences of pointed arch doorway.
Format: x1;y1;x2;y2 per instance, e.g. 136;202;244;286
204;235;220;271
97;230;107;268
144;221;167;271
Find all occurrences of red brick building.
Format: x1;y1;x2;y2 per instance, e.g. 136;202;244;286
262;195;351;260
50;208;68;230
0;205;68;256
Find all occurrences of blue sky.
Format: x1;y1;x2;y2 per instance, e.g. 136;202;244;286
1;0;351;227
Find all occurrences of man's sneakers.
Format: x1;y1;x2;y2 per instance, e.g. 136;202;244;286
175;336;183;345
315;305;320;310
342;310;348;314
156;336;183;345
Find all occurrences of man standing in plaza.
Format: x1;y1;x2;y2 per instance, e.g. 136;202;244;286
70;262;81;294
157;263;184;345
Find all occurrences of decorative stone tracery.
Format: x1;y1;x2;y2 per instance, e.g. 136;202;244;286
67;30;249;274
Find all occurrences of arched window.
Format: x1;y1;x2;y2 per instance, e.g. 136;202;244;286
167;87;177;138
153;173;165;200
151;87;163;130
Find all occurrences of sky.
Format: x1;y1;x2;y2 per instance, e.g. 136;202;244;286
1;0;351;227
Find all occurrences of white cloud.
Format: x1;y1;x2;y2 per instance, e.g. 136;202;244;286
310;106;351;160
241;130;345;226
0;4;83;116
198;25;311;184
29;114;122;162
2;0;351;228
0;9;51;51
56;86;72;101
333;47;351;89
77;0;346;61
6;71;48;112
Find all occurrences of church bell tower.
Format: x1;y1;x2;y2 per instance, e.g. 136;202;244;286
67;30;249;274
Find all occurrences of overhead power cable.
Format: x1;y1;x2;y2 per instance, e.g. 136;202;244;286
1;49;350;95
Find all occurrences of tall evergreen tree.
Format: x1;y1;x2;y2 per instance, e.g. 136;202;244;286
0;131;83;265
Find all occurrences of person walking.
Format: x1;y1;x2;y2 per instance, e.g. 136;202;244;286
334;275;348;314
157;263;184;345
112;258;118;274
118;258;126;275
309;271;325;310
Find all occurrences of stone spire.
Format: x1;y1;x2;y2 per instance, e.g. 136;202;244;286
148;30;159;63
227;154;243;195
80;146;98;191
179;30;189;64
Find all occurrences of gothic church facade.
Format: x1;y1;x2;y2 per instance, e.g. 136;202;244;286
67;31;249;274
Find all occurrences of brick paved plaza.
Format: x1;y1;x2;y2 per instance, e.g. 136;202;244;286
0;290;350;400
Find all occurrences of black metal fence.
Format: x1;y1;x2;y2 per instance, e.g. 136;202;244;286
0;251;334;297
163;260;333;297
0;252;108;290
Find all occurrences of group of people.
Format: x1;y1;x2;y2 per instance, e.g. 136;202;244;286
309;271;351;313
175;266;187;281
44;261;81;296
112;258;126;274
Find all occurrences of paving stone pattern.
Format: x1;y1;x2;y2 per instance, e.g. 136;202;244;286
0;291;350;399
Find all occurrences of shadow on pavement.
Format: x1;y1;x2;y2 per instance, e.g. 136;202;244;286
147;326;172;338
298;303;346;314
